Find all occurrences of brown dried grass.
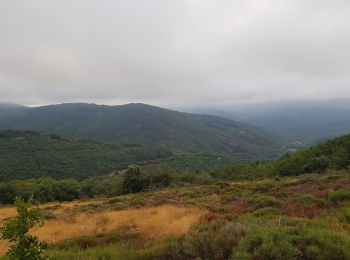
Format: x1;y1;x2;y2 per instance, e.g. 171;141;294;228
0;204;206;256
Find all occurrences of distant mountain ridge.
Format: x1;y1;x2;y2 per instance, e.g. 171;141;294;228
191;103;350;145
244;106;350;144
0;102;282;160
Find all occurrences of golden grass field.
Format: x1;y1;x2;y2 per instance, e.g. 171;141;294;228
0;203;206;256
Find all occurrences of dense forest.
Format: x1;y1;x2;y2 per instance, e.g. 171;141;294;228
0;130;172;180
1;133;350;205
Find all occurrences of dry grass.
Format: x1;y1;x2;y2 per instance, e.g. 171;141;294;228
0;204;206;256
0;207;16;223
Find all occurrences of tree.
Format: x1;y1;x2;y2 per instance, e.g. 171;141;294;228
305;156;330;173
52;179;82;201
0;197;47;260
122;165;144;193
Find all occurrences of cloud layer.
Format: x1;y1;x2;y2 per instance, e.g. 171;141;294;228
0;0;349;106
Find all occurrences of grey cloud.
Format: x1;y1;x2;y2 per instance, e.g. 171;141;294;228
0;0;349;107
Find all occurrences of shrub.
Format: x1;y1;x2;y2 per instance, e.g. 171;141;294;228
247;195;281;209
180;222;246;260
122;165;145;193
253;207;279;217
304;156;330;173
281;201;324;219
328;190;350;204
337;208;350;224
232;227;350;260
0;197;48;260
299;195;326;206
252;181;277;193
194;173;215;185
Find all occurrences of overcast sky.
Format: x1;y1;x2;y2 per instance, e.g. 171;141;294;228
0;0;349;107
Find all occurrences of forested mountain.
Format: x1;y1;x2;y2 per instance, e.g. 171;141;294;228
0;103;282;160
0;130;172;180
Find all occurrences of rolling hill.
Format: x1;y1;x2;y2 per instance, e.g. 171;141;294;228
0;103;282;160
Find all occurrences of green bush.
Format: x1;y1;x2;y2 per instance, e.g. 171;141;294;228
252;181;277;193
299;195;326;206
0;197;48;260
232;227;350;260
337;208;350;224
247;195;281;209
253;207;279;217
179;222;246;260
328;190;350;204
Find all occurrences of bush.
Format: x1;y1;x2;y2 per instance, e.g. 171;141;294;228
337;208;350;224
52;179;82;201
179;222;246;260
328;190;350;204
122;165;145;193
304;156;330;173
299;195;326;206
232;227;350;260
252;181;277;193
253;207;279;217
0;197;48;259
247;195;281;209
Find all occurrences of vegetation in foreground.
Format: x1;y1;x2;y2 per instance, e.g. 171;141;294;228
0;197;47;260
0;171;349;259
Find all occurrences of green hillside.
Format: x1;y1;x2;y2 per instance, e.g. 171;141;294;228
275;134;350;176
0;103;282;160
0;130;172;180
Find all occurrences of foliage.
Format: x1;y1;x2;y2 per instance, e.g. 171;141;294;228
233;227;350;260
2;171;348;260
122;165;144;193
0;197;47;260
0;130;172;181
328;190;350;204
275;134;350;176
179;222;246;260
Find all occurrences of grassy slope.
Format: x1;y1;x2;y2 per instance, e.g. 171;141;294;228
20;171;350;259
0;103;282;160
0;171;349;259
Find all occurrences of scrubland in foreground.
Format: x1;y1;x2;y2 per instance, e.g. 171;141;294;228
1;170;350;259
0;204;205;257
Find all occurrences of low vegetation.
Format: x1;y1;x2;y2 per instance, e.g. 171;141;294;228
0;171;349;259
0;197;47;260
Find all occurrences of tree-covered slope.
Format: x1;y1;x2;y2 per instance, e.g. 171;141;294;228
275;134;350;176
0;130;172;180
0;103;282;160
